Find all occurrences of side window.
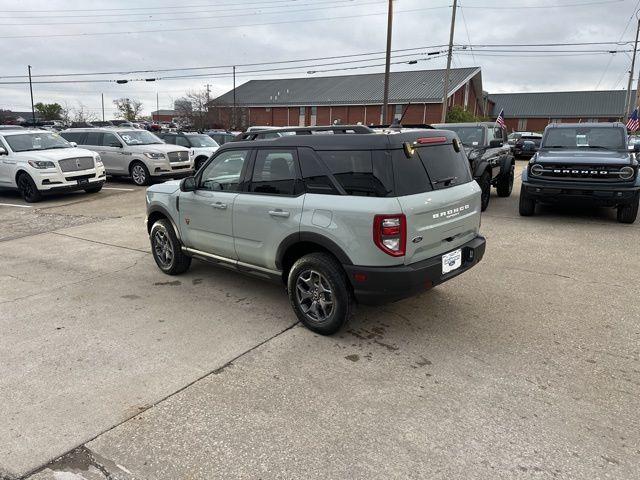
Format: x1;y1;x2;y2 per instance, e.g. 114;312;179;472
298;147;340;195
101;133;120;147
60;132;84;144
199;149;249;192
84;132;102;146
249;149;298;195
318;150;394;197
176;136;190;147
163;135;175;145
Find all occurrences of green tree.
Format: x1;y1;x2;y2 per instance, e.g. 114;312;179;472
113;98;143;121
445;106;483;123
34;102;64;120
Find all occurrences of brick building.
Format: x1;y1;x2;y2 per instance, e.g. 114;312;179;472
208;67;487;129
151;109;177;123
489;90;633;132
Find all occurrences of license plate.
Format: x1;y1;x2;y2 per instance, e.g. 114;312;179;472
77;178;88;185
442;249;462;274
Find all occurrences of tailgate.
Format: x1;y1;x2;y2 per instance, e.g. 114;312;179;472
397;181;481;265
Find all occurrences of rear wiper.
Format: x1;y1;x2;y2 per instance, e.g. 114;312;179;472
433;176;457;186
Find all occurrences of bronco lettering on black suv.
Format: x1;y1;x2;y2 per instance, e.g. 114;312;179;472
146;126;486;335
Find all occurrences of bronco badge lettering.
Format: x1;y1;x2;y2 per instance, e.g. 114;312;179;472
432;204;471;219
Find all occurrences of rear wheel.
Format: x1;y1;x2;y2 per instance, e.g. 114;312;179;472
479;171;491;211
130;161;150;186
519;189;536;216
287;252;353;335
17;172;42;203
617;194;639;224
150;219;191;274
496;162;514;197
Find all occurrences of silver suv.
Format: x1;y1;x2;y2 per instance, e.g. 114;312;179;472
145;126;486;334
61;128;192;186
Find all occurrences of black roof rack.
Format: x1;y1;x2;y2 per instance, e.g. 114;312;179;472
237;125;374;141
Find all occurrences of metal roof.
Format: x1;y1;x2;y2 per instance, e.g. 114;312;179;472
489;90;634;118
211;67;481;107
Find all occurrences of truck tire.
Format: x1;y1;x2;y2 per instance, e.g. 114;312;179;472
130;161;150;186
150;218;192;274
16;172;42;203
496;161;514;197
519;189;536;216
287;252;353;335
479;171;491;211
617;194;639;224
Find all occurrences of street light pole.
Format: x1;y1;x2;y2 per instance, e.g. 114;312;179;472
232;66;237;128
441;0;458;123
28;65;35;124
625;15;640;119
382;0;394;125
101;93;105;121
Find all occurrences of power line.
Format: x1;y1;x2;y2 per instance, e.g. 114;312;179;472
458;3;476;66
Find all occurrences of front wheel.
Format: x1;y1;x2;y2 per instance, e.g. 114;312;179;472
84;184;103;194
17;172;42;203
150;219;192;274
519;189;536;216
195;156;208;171
496;162;514;197
130;161;151;186
617;194;639;224
287;252;353;335
478;171;491;211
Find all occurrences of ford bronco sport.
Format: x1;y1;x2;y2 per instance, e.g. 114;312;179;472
146;126;486;334
520;123;640;223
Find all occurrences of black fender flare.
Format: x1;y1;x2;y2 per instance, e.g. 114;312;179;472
275;232;353;270
473;159;491;179
498;154;514;177
146;205;182;243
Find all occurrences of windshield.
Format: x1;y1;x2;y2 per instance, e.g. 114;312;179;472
118;130;163;146
4;132;71;152
542;127;626;150
443;126;484;146
186;134;218;148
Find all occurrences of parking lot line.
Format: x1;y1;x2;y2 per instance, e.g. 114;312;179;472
0;203;32;208
102;187;136;191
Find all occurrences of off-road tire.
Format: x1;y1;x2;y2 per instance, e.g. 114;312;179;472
496;161;515;197
519;189;536;216
130;161;151;186
195;156;208;171
84;184;103;194
617;194;639;224
150;218;191;274
287;252;353;335
16;172;42;203
479;171;491;211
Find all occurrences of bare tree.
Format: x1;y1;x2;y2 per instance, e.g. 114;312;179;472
175;89;211;130
113;98;143;121
68;102;97;123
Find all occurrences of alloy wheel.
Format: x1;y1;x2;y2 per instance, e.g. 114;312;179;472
153;229;174;268
132;165;146;185
295;269;334;322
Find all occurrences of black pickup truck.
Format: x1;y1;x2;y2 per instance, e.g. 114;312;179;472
520;123;640;223
433;122;515;211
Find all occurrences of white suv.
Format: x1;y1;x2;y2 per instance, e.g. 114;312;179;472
61;128;193;186
0;128;106;202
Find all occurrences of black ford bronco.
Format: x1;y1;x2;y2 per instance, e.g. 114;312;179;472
433;122;515;211
519;123;640;223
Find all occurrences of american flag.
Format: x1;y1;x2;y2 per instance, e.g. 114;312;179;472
496;109;506;129
627;108;639;132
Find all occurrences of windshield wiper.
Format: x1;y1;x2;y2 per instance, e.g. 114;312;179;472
47;145;70;149
586;145;614;150
544;145;567;149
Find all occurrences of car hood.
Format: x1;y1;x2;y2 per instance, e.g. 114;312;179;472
12;147;96;161
127;144;189;153
536;149;632;165
147;179;181;195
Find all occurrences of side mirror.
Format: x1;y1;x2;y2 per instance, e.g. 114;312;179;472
111;142;123;148
489;139;503;148
0;147;6;155
69;142;78;148
180;176;196;192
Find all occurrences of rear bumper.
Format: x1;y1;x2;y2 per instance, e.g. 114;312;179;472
522;180;639;206
343;235;486;305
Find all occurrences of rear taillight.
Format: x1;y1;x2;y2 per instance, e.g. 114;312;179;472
373;214;406;257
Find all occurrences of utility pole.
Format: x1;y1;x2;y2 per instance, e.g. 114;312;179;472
232;66;237;128
205;83;212;104
28;65;35;124
441;0;458;123
382;0;394;125
625;15;640;119
101;93;105;121
156;91;159;122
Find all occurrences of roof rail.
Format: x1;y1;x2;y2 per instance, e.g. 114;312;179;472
237;124;374;141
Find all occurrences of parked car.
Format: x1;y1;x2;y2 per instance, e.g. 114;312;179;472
432;122;515;211
206;130;237;145
513;134;542;159
0;129;105;202
91;121;115;127
60;128;192;186
520;122;640;223
157;132;219;170
145;125;486;334
0;125;24;130
507;131;537;147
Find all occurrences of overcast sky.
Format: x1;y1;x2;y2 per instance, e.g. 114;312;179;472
0;0;638;117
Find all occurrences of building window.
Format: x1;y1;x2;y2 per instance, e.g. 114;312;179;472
587;118;598;123
310;106;317;127
265;107;271;112
551;118;562;124
517;118;527;131
394;104;404;120
299;107;306;126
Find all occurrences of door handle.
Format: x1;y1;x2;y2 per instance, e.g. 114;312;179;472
212;202;227;210
269;210;290;218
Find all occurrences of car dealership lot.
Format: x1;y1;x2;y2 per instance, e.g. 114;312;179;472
1;165;639;480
